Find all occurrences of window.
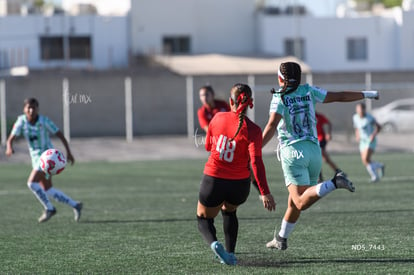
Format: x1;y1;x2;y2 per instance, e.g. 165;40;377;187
69;36;91;60
162;36;191;54
40;36;64;60
284;38;305;60
347;38;367;61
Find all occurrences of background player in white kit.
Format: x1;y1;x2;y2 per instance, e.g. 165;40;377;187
6;98;82;223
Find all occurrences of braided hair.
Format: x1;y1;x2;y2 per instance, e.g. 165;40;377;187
230;83;254;141
270;62;302;104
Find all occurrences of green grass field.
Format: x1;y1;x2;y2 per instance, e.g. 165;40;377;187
1;152;413;274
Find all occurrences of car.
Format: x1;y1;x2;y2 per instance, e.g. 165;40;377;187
371;98;414;132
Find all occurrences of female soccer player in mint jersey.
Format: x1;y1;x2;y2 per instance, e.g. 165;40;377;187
262;62;379;250
6;98;82;223
353;102;384;182
197;84;276;265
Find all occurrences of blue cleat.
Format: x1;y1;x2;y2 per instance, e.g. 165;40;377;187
210;241;237;265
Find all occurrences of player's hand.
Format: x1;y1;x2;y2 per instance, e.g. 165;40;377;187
67;152;75;165
261;194;276;212
5;146;14;157
325;133;332;141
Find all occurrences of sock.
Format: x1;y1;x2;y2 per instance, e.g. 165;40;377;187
366;163;378;180
372;162;383;170
28;182;55;210
278;219;296;239
222;210;238;253
46;187;77;207
197;216;217;246
315;180;336;197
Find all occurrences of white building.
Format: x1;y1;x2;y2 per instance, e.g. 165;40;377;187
0;15;128;70
1;0;413;72
130;0;414;72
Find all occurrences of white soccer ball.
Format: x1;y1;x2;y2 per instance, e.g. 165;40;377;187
40;149;66;176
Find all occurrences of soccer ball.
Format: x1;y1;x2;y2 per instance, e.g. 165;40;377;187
40;149;66;176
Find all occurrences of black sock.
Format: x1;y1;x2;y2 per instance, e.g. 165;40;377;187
197;216;217;246
221;210;238;253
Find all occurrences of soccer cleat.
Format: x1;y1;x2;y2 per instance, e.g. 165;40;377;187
333;171;355;192
266;235;288;250
38;208;57;223
73;202;83;222
210;241;237;265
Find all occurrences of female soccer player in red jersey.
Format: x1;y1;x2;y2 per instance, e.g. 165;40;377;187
196;83;276;265
315;112;342;181
197;85;230;133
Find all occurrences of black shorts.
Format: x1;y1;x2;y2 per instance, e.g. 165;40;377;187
199;175;250;207
319;139;327;150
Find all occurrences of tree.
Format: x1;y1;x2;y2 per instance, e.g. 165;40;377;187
354;0;403;8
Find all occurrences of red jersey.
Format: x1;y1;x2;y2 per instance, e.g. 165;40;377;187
203;112;270;195
316;112;330;141
197;100;230;130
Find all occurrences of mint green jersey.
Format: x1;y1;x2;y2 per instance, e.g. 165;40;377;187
11;115;59;161
269;84;327;147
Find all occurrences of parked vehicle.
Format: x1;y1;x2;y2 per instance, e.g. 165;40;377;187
371;98;414;132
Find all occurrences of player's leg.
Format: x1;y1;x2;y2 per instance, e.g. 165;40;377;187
197;175;224;250
321;147;340;172
43;176;83;221
221;178;250;255
361;147;379;182
27;169;56;223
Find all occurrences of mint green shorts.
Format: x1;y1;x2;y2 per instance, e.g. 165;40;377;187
359;138;376;152
280;140;322;186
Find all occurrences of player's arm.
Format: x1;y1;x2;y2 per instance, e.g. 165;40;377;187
324;120;332;141
249;130;276;211
262;112;282;147
55;131;75;165
5;134;16;156
323;91;378;103
354;128;360;143
370;119;382;142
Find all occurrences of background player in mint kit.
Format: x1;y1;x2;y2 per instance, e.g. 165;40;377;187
197;84;276;265
353;102;384;182
262;62;379;250
6;98;82;223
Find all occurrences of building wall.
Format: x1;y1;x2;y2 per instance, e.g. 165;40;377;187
0;15;128;70
130;0;257;56
3;69;414;138
256;13;405;72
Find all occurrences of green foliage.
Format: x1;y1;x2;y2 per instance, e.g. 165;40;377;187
354;0;403;8
0;153;413;273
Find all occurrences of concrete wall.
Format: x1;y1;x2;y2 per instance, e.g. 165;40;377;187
130;0;257;55
3;69;414;139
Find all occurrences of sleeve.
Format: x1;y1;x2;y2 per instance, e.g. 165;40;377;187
205;119;213;152
197;108;209;130
10;116;23;136
310;85;328;103
352;114;358;129
44;116;59;134
269;94;284;116
248;125;270;195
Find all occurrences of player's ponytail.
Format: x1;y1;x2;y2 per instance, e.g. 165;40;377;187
230;84;253;141
271;62;302;105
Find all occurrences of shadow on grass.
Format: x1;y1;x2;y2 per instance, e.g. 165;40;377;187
239;257;414;267
81;208;413;224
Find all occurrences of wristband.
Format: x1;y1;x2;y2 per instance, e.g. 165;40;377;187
362;90;378;99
